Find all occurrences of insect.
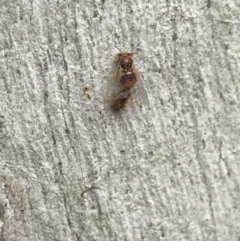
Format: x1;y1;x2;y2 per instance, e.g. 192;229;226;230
105;50;148;111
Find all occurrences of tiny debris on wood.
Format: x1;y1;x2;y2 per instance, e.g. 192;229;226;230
80;185;101;198
84;86;91;100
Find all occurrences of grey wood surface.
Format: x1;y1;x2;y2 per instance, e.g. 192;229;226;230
1;0;240;240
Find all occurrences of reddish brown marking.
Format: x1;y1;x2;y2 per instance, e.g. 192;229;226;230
120;72;137;89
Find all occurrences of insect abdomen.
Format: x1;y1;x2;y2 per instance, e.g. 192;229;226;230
120;72;137;89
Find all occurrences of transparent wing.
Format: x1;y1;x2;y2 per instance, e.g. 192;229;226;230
104;65;124;110
130;64;149;107
104;58;149;113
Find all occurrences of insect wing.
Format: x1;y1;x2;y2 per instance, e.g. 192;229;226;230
130;64;149;106
104;66;124;109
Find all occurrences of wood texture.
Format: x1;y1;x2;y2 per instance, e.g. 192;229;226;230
1;0;240;240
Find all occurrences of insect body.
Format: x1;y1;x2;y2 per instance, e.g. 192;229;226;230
111;89;131;111
120;71;137;89
105;50;148;111
118;51;137;89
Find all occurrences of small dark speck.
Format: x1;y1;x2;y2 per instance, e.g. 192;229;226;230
160;226;165;237
20;16;23;20
148;151;153;156
207;0;211;9
5;54;7;57
86;94;91;100
58;161;62;166
52;134;56;145
0;203;5;220
202;139;206;149
219;92;225;101
172;33;178;41
171;64;176;68
178;163;181;166
193;93;199;99
48;36;53;43
65;128;70;134
44;91;49;99
189;41;192;46
93;10;98;18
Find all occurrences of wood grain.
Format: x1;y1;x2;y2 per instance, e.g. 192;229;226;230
0;0;240;240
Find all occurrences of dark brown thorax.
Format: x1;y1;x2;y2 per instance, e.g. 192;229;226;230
119;56;133;72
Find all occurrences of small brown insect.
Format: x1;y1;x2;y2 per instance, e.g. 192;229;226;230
111;89;131;111
105;50;148;111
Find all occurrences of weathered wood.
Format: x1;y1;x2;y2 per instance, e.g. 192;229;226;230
1;0;240;240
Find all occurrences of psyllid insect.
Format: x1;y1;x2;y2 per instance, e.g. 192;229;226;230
105;50;148;112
